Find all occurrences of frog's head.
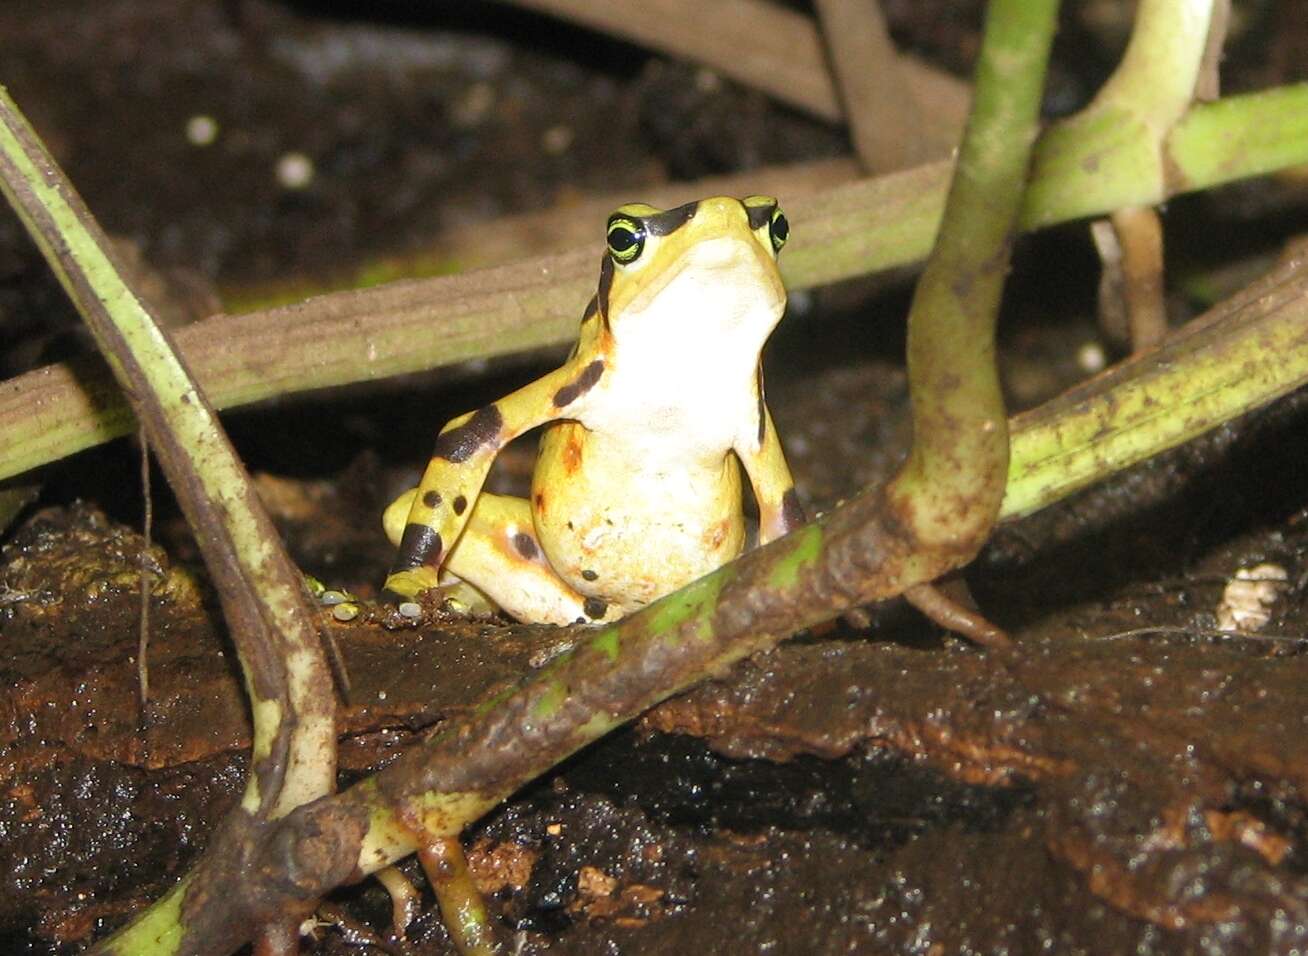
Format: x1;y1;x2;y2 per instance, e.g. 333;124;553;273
596;195;788;351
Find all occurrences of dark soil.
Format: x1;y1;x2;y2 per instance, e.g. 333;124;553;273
3;2;1308;954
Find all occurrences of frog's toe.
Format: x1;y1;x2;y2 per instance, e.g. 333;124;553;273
380;567;440;604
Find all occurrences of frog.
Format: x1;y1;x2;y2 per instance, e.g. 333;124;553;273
380;195;806;623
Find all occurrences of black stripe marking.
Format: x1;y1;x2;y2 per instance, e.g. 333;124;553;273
596;255;614;327
396;523;443;570
554;359;605;408
746;200;776;231
780;488;806;533
756;365;767;446
645;200;699;236
432;405;503;463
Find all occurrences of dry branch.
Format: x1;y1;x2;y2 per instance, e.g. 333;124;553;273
814;0;944;171
499;0;970;129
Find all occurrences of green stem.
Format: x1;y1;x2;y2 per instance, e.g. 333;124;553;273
0;86;337;952
1;85;1305;484
1020;0;1218;227
1002;246;1308;519
888;0;1055;549
419;839;501;956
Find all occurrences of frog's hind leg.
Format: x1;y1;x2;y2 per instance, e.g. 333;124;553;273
443;493;618;626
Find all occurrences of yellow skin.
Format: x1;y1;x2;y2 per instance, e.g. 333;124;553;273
382;195;805;624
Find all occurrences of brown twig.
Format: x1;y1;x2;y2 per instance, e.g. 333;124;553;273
1093;205;1169;351
137;426;153;714
813;0;943;172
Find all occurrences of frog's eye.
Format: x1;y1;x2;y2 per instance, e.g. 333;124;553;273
768;208;789;253
606;216;646;265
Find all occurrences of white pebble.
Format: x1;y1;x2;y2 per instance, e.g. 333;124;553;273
1216;563;1288;633
1077;341;1107;373
276;151;315;190
185;115;219;146
541;125;574;156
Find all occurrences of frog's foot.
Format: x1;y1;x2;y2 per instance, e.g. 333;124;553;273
380;566;442;605
434;574;501;617
381;487;444;604
903;579;1011;650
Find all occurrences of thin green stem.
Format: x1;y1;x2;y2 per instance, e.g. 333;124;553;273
888;0;1055;549
0;86;338;954
1002;247;1308;519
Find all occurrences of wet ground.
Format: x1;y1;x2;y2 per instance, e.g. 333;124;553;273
2;2;1308;954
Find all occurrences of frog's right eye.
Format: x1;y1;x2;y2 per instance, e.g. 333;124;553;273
606;216;646;265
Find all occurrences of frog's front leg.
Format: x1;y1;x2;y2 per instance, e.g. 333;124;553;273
385;490;619;625
382;360;604;602
736;384;805;544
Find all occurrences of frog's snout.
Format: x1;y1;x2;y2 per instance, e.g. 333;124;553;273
684;234;763;269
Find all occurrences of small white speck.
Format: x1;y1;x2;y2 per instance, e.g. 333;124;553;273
185;115;219;146
541;125;574;155
1077;341;1107;373
695;68;722;93
378;690;388;701
451;82;496;127
276;152;315;190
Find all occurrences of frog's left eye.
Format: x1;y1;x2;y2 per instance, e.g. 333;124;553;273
768;208;789;253
606;216;647;265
